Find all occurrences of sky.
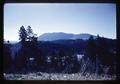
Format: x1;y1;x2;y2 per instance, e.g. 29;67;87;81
4;3;116;41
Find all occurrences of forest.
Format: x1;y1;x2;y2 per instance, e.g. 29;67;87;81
3;26;116;80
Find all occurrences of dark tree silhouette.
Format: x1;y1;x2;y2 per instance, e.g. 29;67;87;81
14;26;28;72
96;36;111;65
27;25;37;41
3;41;13;73
15;26;43;72
19;26;27;43
86;36;96;62
95;36;116;75
84;36;98;74
14;41;28;73
31;39;44;72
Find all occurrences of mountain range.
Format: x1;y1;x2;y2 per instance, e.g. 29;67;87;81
4;32;114;43
38;32;97;41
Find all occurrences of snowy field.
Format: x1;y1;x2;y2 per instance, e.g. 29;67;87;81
4;72;116;80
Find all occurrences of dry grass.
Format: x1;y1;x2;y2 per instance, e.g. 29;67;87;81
4;72;116;80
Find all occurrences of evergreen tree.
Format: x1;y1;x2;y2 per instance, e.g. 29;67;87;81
18;26;27;43
27;26;37;41
96;36;111;65
96;36;116;75
15;26;27;72
86;36;96;62
85;36;98;73
26;26;43;71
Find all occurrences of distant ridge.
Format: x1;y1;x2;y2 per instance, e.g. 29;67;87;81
4;41;18;44
38;32;97;41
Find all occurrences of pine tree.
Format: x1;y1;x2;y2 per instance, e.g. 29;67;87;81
86;36;96;62
19;26;27;43
15;26;27;72
96;36;116;75
26;26;43;71
96;36;111;65
85;36;97;73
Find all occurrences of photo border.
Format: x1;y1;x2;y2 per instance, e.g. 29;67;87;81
1;0;119;84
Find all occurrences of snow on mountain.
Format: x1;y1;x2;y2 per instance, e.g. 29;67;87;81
38;32;97;41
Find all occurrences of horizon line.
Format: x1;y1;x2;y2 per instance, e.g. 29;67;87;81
4;32;116;42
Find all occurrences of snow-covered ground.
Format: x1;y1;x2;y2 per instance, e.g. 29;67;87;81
3;72;116;80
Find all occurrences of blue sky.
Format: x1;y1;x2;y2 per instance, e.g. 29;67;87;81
4;3;116;41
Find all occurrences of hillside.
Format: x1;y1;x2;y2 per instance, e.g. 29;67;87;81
38;32;97;41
